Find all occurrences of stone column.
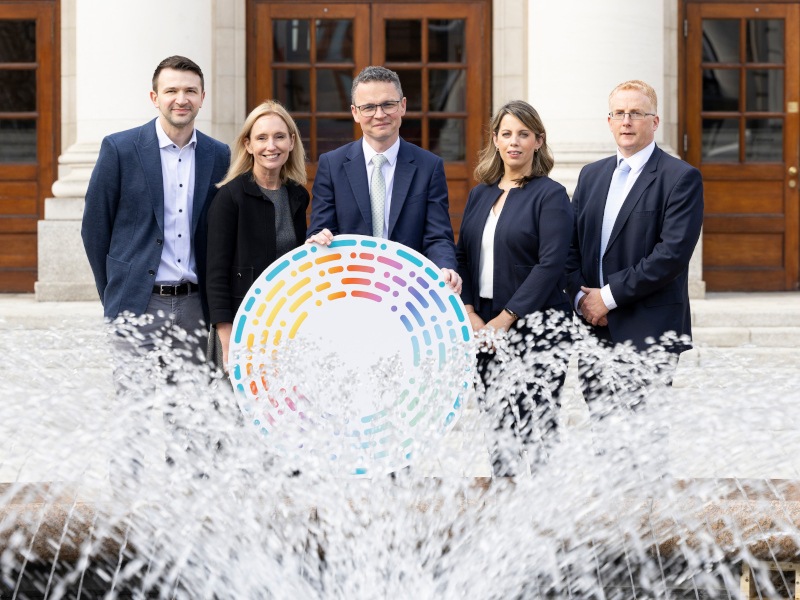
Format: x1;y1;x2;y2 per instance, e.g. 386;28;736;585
35;0;246;301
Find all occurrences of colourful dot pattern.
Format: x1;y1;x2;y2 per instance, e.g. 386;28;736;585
229;235;473;475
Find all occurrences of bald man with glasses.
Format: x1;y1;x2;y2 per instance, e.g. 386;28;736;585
307;65;461;293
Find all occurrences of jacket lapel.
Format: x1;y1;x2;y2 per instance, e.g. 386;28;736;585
286;181;306;218
388;139;415;237
343;141;372;231
192;130;215;235
135;119;165;233
587;157;617;259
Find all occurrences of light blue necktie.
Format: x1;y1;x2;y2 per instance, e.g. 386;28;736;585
599;159;631;285
370;154;388;238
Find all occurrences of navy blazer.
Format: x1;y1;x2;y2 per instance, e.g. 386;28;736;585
565;145;704;351
307;138;457;269
456;177;573;318
205;173;309;325
82;118;231;320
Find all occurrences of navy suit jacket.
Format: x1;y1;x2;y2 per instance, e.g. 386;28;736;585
82;118;231;320
307;138;457;269
565;145;704;351
456;177;573;318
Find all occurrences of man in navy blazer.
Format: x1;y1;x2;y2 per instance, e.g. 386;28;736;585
82;56;230;366
566;80;703;395
307;66;461;292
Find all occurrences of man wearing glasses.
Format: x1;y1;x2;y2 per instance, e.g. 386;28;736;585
307;65;461;293
566;80;704;403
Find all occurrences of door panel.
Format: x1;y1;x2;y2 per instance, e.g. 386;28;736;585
371;3;486;234
685;3;799;291
248;0;490;237
0;2;57;292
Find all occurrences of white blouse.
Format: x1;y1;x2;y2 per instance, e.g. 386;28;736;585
478;205;501;298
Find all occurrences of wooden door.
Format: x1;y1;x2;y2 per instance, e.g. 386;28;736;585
0;2;58;292
248;0;490;236
684;2;799;291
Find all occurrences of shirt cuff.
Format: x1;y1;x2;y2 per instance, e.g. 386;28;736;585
600;285;617;311
574;291;586;315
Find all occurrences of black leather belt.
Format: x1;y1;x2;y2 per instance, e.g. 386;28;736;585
153;282;199;296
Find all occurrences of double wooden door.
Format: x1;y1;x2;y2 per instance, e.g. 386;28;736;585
0;1;58;292
684;2;799;290
247;0;490;235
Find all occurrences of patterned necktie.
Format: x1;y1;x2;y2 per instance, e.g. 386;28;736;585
370;154;388;238
599;159;631;285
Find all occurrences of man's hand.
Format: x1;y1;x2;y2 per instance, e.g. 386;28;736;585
579;286;609;326
306;228;334;246
441;268;462;294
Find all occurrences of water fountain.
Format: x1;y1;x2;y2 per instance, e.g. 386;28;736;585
2;267;799;598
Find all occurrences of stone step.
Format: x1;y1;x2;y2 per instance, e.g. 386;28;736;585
693;327;800;348
680;346;800;368
691;292;800;328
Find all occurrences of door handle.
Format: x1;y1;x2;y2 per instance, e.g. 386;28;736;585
789;166;798;176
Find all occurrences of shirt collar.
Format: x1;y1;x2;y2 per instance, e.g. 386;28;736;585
362;137;400;166
617;140;655;173
155;119;197;150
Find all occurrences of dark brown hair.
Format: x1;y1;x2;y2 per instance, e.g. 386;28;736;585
152;55;204;92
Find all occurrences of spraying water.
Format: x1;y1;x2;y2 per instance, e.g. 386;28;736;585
1;303;799;599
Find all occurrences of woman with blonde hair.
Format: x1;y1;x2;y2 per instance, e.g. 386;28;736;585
456;100;574;476
206;100;309;370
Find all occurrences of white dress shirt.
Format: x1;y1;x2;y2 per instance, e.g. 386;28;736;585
155;120;198;284
363;137;401;238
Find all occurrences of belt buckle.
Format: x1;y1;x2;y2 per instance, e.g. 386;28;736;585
158;284;173;296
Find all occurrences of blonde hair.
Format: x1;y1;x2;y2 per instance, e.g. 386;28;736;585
473;100;554;186
217;100;307;188
608;80;658;113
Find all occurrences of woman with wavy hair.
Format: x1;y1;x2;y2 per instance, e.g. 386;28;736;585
206;100;308;371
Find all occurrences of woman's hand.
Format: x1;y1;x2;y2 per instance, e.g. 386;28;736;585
485;310;516;333
215;322;233;373
464;305;485;332
306;228;334;246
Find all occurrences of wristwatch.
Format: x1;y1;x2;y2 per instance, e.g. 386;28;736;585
504;307;519;320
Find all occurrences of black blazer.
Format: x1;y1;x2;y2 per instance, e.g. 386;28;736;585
565;145;704;351
456;176;573;318
206;172;309;325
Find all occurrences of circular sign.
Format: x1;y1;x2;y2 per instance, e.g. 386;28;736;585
229;235;474;476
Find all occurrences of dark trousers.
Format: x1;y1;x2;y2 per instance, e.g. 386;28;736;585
577;327;680;417
474;303;573;476
576;328;680;469
107;291;214;491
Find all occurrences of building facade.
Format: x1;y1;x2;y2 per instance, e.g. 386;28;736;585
1;0;797;299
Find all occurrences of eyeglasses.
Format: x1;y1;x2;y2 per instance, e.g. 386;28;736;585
354;100;402;117
609;111;656;121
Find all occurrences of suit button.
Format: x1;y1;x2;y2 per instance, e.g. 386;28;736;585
237;272;242;278
156;239;162;245
148;270;155;276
